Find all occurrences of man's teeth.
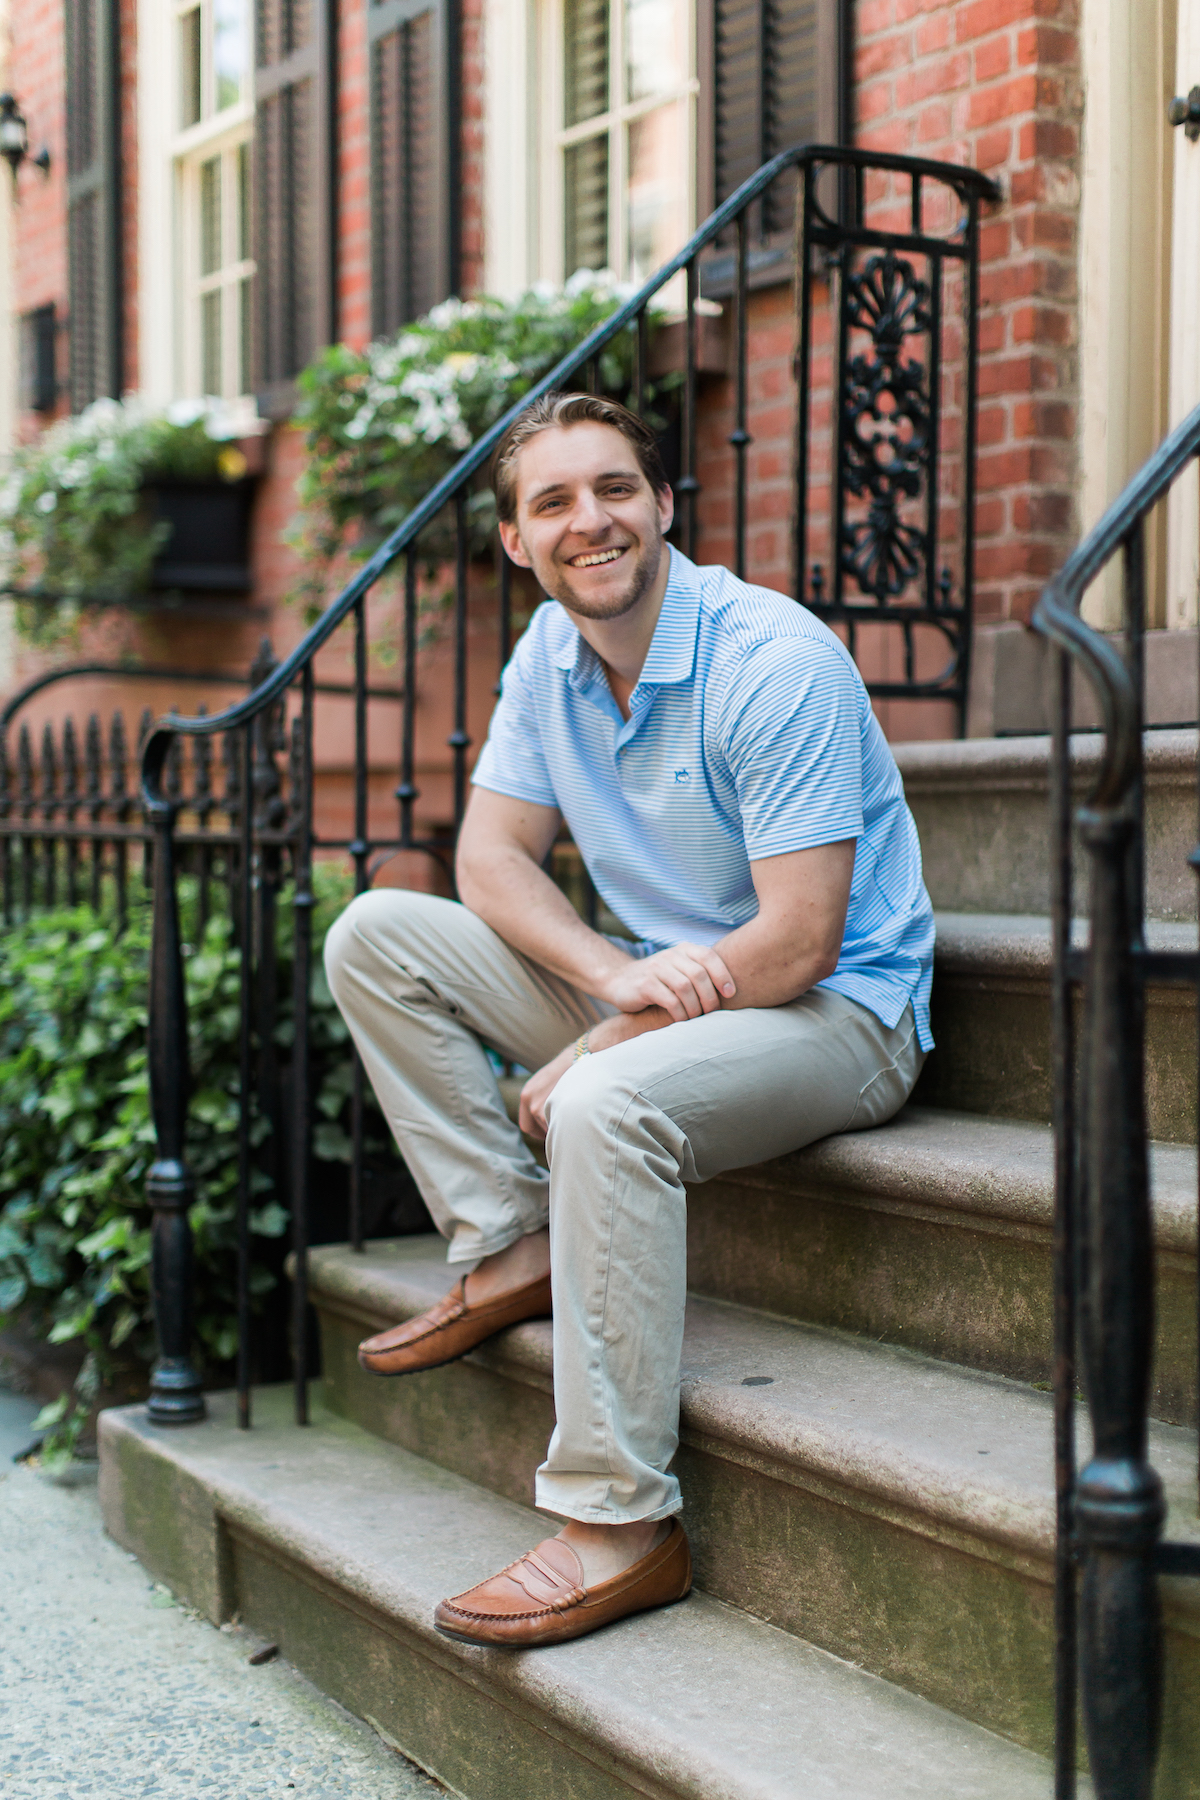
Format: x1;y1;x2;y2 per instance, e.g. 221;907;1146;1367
571;548;624;567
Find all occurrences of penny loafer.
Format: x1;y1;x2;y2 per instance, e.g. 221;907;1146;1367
357;1270;552;1377
433;1519;692;1648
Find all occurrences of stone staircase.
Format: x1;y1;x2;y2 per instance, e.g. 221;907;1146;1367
98;731;1200;1798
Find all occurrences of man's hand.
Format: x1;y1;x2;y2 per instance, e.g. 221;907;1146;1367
518;1007;675;1137
518;1041;577;1138
601;942;736;1020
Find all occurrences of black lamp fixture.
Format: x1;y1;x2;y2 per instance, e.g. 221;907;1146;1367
0;94;50;182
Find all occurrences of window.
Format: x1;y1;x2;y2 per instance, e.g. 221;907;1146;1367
173;0;255;398
550;0;698;284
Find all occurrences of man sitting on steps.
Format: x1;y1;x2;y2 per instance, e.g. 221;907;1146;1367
323;391;935;1649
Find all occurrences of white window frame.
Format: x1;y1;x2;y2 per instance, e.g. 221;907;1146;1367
537;0;699;285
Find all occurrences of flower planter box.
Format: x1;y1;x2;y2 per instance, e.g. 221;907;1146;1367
145;476;258;594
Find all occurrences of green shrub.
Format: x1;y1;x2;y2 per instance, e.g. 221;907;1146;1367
0;864;381;1456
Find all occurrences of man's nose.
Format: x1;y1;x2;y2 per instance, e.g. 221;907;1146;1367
566;489;611;535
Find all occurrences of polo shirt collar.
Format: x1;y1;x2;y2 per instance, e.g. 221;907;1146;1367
552;546;701;691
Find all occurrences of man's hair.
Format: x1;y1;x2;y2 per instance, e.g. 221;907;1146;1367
489;391;670;523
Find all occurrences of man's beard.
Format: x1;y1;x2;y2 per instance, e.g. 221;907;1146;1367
537;535;663;621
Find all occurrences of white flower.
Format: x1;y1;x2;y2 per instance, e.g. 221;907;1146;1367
166;397;207;428
35;491;57;514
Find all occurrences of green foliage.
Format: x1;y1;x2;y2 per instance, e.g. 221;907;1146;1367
0;397;252;647
0;864;370;1415
288;276;675;615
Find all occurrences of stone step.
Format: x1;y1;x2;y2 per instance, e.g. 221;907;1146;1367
894;729;1197;922
99;1390;1062;1800
494;1088;1197;1422
914;912;1198;1142
304;1237;1200;1782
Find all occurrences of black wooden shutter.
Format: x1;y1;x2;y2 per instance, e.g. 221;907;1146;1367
704;0;838;236
254;0;337;413
65;0;122;410
369;0;455;336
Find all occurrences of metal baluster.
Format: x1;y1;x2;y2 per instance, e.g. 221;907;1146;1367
499;544;512;676
62;718;80;907
85;715;104;912
585;355;599;395
142;721;206;1426
0;729;12;925
794;163;814;608
959;188;984;737
678;260;700;560
250;645;285;1313
730;211;752;581
137;709;154;893
17;725;33;917
192;708;214;931
289;667;315;1426
925;250;943;620
222;726;242;936
109;714;130;931
449;493;471;829
236;723;254;1428
396;550;419;850
40;722;58;909
1050;642;1078;1800
349;599;369;1255
1075;523;1162;1800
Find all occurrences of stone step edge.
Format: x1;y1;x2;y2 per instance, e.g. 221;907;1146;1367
98;1391;1060;1800
304;1239;1200;1618
931;911;1197;983
491;1093;1197;1255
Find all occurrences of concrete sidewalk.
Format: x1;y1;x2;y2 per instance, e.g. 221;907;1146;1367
0;1387;445;1800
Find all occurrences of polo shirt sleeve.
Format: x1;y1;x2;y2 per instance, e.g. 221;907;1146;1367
717;636;864;858
470;643;560;809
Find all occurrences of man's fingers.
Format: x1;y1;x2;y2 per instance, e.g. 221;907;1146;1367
689;944;737;999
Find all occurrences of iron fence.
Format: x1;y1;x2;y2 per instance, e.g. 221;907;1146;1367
134;144;997;1437
1033;400;1200;1800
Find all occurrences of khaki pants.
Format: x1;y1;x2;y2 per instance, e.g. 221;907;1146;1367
323;888;924;1523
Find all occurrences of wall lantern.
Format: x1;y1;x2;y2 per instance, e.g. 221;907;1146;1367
0;94;51;182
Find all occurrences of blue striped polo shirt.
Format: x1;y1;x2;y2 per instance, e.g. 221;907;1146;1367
471;547;934;1049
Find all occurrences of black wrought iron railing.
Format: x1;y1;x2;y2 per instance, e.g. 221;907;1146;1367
1033;401;1200;1800
134;141;997;1434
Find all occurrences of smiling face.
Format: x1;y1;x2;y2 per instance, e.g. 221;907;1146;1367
497;421;675;622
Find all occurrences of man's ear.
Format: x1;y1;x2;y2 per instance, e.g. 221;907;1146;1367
656;483;675;537
498;518;532;568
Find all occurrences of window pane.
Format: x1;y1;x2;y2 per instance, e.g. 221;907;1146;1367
625;0;686;102
214;0;248;111
202;290;222;394
239;277;253;394
564;134;609;276
564;0;609;127
181;8;202;127
237;143;251;260
627;101;687;283
200;157;222;274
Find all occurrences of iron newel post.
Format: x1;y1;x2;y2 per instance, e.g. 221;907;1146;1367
142;723;206;1425
1075;794;1162;1794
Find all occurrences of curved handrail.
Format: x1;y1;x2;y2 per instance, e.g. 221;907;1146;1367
1033;400;1200;807
140;142;999;799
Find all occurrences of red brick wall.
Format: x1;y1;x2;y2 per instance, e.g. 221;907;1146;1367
856;0;1081;626
9;0;68;429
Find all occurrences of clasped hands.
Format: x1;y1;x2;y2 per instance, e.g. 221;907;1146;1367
517;940;736;1139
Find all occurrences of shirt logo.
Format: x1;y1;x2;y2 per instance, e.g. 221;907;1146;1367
674;768;690;783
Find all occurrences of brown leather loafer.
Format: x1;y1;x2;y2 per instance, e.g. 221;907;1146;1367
433;1519;692;1648
357;1270;552;1377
